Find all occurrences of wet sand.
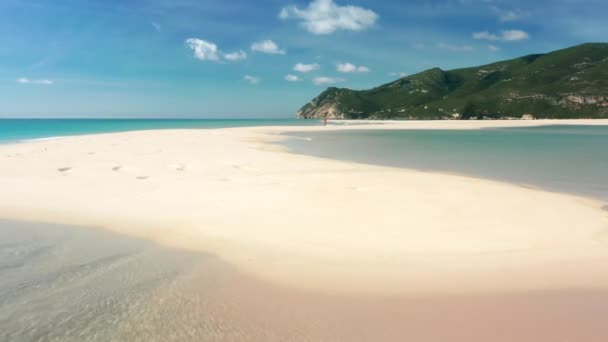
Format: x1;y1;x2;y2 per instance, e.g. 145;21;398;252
2;219;608;342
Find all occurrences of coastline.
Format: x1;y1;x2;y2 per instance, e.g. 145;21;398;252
1;119;608;295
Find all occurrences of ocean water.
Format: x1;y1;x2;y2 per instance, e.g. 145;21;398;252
282;125;608;201
0;118;320;143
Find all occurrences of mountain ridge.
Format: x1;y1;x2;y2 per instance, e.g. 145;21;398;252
297;43;608;120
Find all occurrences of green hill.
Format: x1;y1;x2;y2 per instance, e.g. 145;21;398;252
297;43;608;120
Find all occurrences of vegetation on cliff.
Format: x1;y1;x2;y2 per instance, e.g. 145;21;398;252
297;43;608;120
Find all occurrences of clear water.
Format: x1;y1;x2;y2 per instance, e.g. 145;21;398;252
0;118;321;143
0;220;225;341
3;220;608;341
282;125;608;201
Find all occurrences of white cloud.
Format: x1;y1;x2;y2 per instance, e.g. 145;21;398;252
488;44;500;52
437;43;474;52
337;62;370;73
285;74;300;82
251;40;285;55
280;0;378;35
473;30;529;42
243;75;260;84
16;77;53;85
501;30;530;41
294;63;320;73
390;72;408;77
224;50;247;61
312;76;344;86
186;38;247;62
185;38;221;61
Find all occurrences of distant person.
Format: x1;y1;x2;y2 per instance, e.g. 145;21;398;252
323;115;328;126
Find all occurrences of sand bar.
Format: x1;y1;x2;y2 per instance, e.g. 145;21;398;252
1;119;607;295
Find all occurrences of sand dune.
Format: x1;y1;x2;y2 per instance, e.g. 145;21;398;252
0;120;607;296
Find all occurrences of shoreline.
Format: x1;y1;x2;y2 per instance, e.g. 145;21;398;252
1;119;608;295
2;118;608;145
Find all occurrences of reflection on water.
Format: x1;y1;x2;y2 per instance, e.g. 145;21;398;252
2;220;608;342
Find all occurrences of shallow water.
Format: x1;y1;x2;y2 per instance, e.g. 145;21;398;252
282;125;608;201
0;119;321;144
2;220;608;341
0;220;237;341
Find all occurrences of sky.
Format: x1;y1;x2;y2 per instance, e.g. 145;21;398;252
0;0;606;118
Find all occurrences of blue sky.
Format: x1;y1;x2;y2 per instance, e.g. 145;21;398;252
0;0;606;118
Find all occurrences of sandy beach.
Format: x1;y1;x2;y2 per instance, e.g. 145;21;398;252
1;119;608;296
2;119;608;341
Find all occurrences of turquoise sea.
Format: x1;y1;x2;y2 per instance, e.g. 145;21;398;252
0;118;321;143
283;125;608;201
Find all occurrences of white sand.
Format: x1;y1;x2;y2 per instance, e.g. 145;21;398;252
1;119;607;295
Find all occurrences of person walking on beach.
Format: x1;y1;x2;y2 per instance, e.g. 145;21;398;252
323;113;328;126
